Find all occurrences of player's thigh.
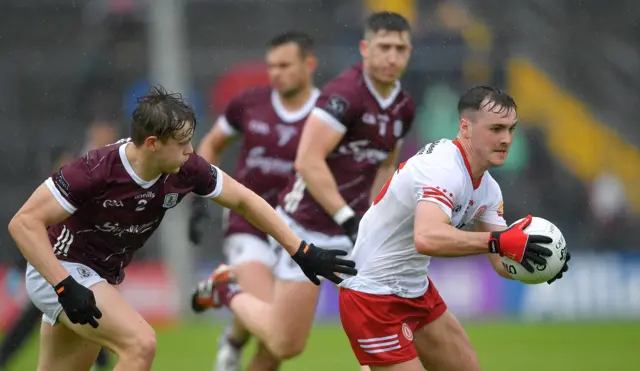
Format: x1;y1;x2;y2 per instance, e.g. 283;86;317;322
412;283;479;371
58;281;156;358
224;233;277;302
25;261;106;328
38;320;101;371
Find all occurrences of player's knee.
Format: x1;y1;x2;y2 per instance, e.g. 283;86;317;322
118;325;157;362
271;336;307;360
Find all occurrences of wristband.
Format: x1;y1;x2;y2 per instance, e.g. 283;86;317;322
333;205;355;225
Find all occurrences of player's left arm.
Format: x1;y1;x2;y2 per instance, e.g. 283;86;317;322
213;171;302;254
369;141;403;204
191;156;357;284
474;221;512;279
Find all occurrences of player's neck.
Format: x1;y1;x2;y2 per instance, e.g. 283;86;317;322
278;85;313;111
125;143;163;181
454;137;487;182
363;70;397;99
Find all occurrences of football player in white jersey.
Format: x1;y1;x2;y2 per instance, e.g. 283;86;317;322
338;85;570;371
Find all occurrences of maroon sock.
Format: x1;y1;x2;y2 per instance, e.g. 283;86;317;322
226;334;248;349
218;282;242;308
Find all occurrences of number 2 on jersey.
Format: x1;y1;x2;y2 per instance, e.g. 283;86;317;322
372;161;406;205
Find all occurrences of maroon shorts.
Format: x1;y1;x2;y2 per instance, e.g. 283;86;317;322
339;278;447;366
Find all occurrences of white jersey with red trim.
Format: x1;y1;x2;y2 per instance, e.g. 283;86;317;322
339;139;506;298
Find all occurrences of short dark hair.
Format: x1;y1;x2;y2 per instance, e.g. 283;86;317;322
458;85;517;118
268;31;315;57
130;85;197;146
365;12;411;36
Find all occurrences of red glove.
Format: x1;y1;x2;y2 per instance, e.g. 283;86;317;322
488;215;553;273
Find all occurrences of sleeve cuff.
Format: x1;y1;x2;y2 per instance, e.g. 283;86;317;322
311;107;347;134
44;178;77;214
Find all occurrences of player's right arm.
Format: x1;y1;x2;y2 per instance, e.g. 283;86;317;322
196;117;239;166
294;112;347;217
8;183;71;285
188;97;242;245
409;159;551;268
414;202;491;257
293;89;361;241
9;158;102;327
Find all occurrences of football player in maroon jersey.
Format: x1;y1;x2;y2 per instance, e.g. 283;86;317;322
193;12;413;369
8;86;355;371
189;31;319;371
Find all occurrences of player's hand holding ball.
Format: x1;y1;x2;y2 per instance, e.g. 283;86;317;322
489;215;570;284
54;276;102;328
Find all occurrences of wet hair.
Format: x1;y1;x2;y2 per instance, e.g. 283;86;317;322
268;31;315;58
365;12;411;38
458;85;517;119
130;85;196;146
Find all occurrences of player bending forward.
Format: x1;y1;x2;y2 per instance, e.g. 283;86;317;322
192;11;414;367
189;31;320;371
7;86;355;371
338;85;570;371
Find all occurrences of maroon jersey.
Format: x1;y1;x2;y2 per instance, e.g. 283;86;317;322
279;63;415;236
218;86;319;240
45;139;223;284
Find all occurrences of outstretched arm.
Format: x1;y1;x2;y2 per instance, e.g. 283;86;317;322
197;117;239;166
213;171;302;255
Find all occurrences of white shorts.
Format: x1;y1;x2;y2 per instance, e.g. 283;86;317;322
25;261;106;325
270;207;353;282
223;233;278;269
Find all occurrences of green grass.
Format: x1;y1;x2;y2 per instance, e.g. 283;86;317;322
3;320;640;370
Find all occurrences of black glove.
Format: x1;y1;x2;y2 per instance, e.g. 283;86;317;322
189;197;210;245
54;276;102;328
291;240;358;285
547;251;571;285
340;215;361;245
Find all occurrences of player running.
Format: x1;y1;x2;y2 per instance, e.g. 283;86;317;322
8;86;355;371
339;85;571;371
192;11;414;365
188;31;319;371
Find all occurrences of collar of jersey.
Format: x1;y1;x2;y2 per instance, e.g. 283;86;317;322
452;139;482;190
271;88;320;123
119;143;162;189
363;73;401;110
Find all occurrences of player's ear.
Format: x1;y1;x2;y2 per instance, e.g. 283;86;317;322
459;118;472;139
144;136;160;151
359;39;368;59
305;54;318;73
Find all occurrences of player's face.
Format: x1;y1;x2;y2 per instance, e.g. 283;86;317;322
361;30;412;84
266;43;315;98
147;122;195;173
467;102;517;168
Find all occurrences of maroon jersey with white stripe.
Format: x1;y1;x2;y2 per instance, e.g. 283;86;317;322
278;63;415;236
217;87;318;240
46;139;223;284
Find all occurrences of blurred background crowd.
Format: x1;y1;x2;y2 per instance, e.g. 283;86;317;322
0;0;637;267
0;0;639;369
